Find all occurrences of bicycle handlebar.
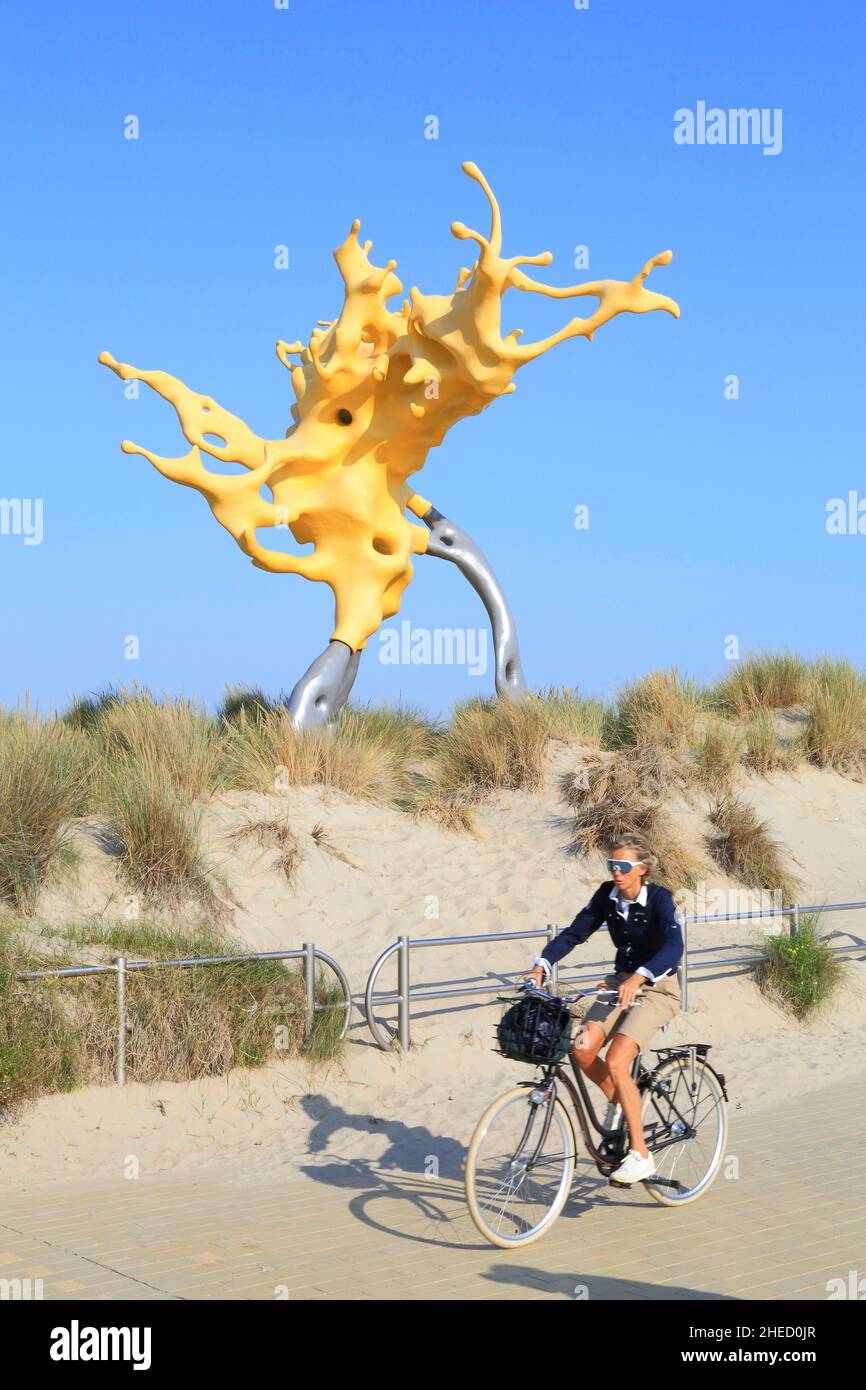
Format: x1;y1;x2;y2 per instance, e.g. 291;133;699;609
506;981;644;1009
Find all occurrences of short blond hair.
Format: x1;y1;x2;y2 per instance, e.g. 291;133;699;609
608;833;656;881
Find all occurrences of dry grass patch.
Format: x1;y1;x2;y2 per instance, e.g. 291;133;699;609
412;793;479;836
228;815;304;887
0;920;345;1106
223;706;427;806
310;821;358;867
706;795;799;904
564;750;705;891
432;697;549;796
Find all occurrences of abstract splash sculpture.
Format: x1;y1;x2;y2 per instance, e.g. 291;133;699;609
100;163;678;727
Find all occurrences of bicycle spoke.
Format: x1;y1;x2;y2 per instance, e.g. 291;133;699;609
645;1061;726;1201
467;1090;574;1244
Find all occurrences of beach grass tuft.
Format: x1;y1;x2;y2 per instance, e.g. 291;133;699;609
755;913;846;1020
706;794;799;904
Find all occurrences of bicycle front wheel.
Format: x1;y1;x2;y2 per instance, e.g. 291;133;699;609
465;1085;576;1248
641;1055;728;1206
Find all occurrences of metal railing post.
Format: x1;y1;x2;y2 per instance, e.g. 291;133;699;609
789;904;800;940
114;955;127;1086
679;913;688;1013
398;935;411;1051
547;924;559;989
303;941;315;1039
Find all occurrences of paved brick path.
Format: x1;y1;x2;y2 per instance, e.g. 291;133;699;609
2;1080;864;1300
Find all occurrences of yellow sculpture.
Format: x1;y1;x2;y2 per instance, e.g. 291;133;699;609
100;162;678;726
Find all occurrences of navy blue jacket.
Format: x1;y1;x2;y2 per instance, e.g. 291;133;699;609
541;881;684;980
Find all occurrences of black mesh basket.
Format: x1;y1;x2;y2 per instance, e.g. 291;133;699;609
496;992;573;1065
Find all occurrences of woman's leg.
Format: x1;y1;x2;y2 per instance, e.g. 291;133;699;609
605;1035;646;1156
570;1021;617;1100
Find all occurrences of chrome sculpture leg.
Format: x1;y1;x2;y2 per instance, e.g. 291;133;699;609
421;505;528;699
287;640;361;730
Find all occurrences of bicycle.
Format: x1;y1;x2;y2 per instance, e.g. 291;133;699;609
465;984;729;1248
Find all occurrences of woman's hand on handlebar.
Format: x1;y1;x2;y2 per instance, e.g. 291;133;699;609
523;966;545;990
617;972;646;1009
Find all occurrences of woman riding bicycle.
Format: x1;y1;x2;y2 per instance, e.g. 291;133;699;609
524;833;683;1187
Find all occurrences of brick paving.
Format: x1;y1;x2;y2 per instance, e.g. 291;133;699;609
1;1080;863;1301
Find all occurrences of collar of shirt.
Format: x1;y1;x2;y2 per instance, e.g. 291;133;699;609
609;884;648;918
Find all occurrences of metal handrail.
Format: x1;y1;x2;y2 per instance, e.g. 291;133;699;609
16;943;352;1085
364;902;866;1051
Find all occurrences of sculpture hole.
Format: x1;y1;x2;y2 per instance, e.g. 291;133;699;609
203;432;227;448
372;536;397;555
336;408;353;426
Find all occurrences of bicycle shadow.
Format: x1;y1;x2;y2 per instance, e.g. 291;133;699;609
296;1094;650;1250
481;1264;740;1300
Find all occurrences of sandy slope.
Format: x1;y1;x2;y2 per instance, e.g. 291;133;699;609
5;744;866;1188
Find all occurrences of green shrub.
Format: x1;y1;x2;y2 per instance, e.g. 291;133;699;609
755;914;845;1020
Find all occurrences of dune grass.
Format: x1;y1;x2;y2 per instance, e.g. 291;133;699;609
412;792;479;836
601;669;703;753
431;697;549;796
564;749;705;890
803;660;866;771
709;652;813;717
743;709;801;774
103;754;226;914
228;814;304;887
755;913;846;1020
61;684;124;731
0;920;345;1107
222;704;432;806
690;720;743;792
94;686;227;801
0;714;93;914
706;794;799;904
533;687;606;746
217;685;277;724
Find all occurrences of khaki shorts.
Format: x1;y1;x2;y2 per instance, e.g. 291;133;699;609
582;971;681;1051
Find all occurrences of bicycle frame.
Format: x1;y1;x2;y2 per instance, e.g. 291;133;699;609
518;1047;698;1173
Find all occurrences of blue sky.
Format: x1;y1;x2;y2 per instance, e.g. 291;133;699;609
1;0;864;716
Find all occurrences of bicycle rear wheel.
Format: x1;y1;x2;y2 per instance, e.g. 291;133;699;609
465;1085;576;1248
641;1055;727;1206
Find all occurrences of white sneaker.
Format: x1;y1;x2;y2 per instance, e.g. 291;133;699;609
610;1149;656;1185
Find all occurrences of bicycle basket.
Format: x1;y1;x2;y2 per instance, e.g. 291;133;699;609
496;993;573;1065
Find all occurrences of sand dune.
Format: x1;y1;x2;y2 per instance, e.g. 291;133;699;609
6;745;866;1188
